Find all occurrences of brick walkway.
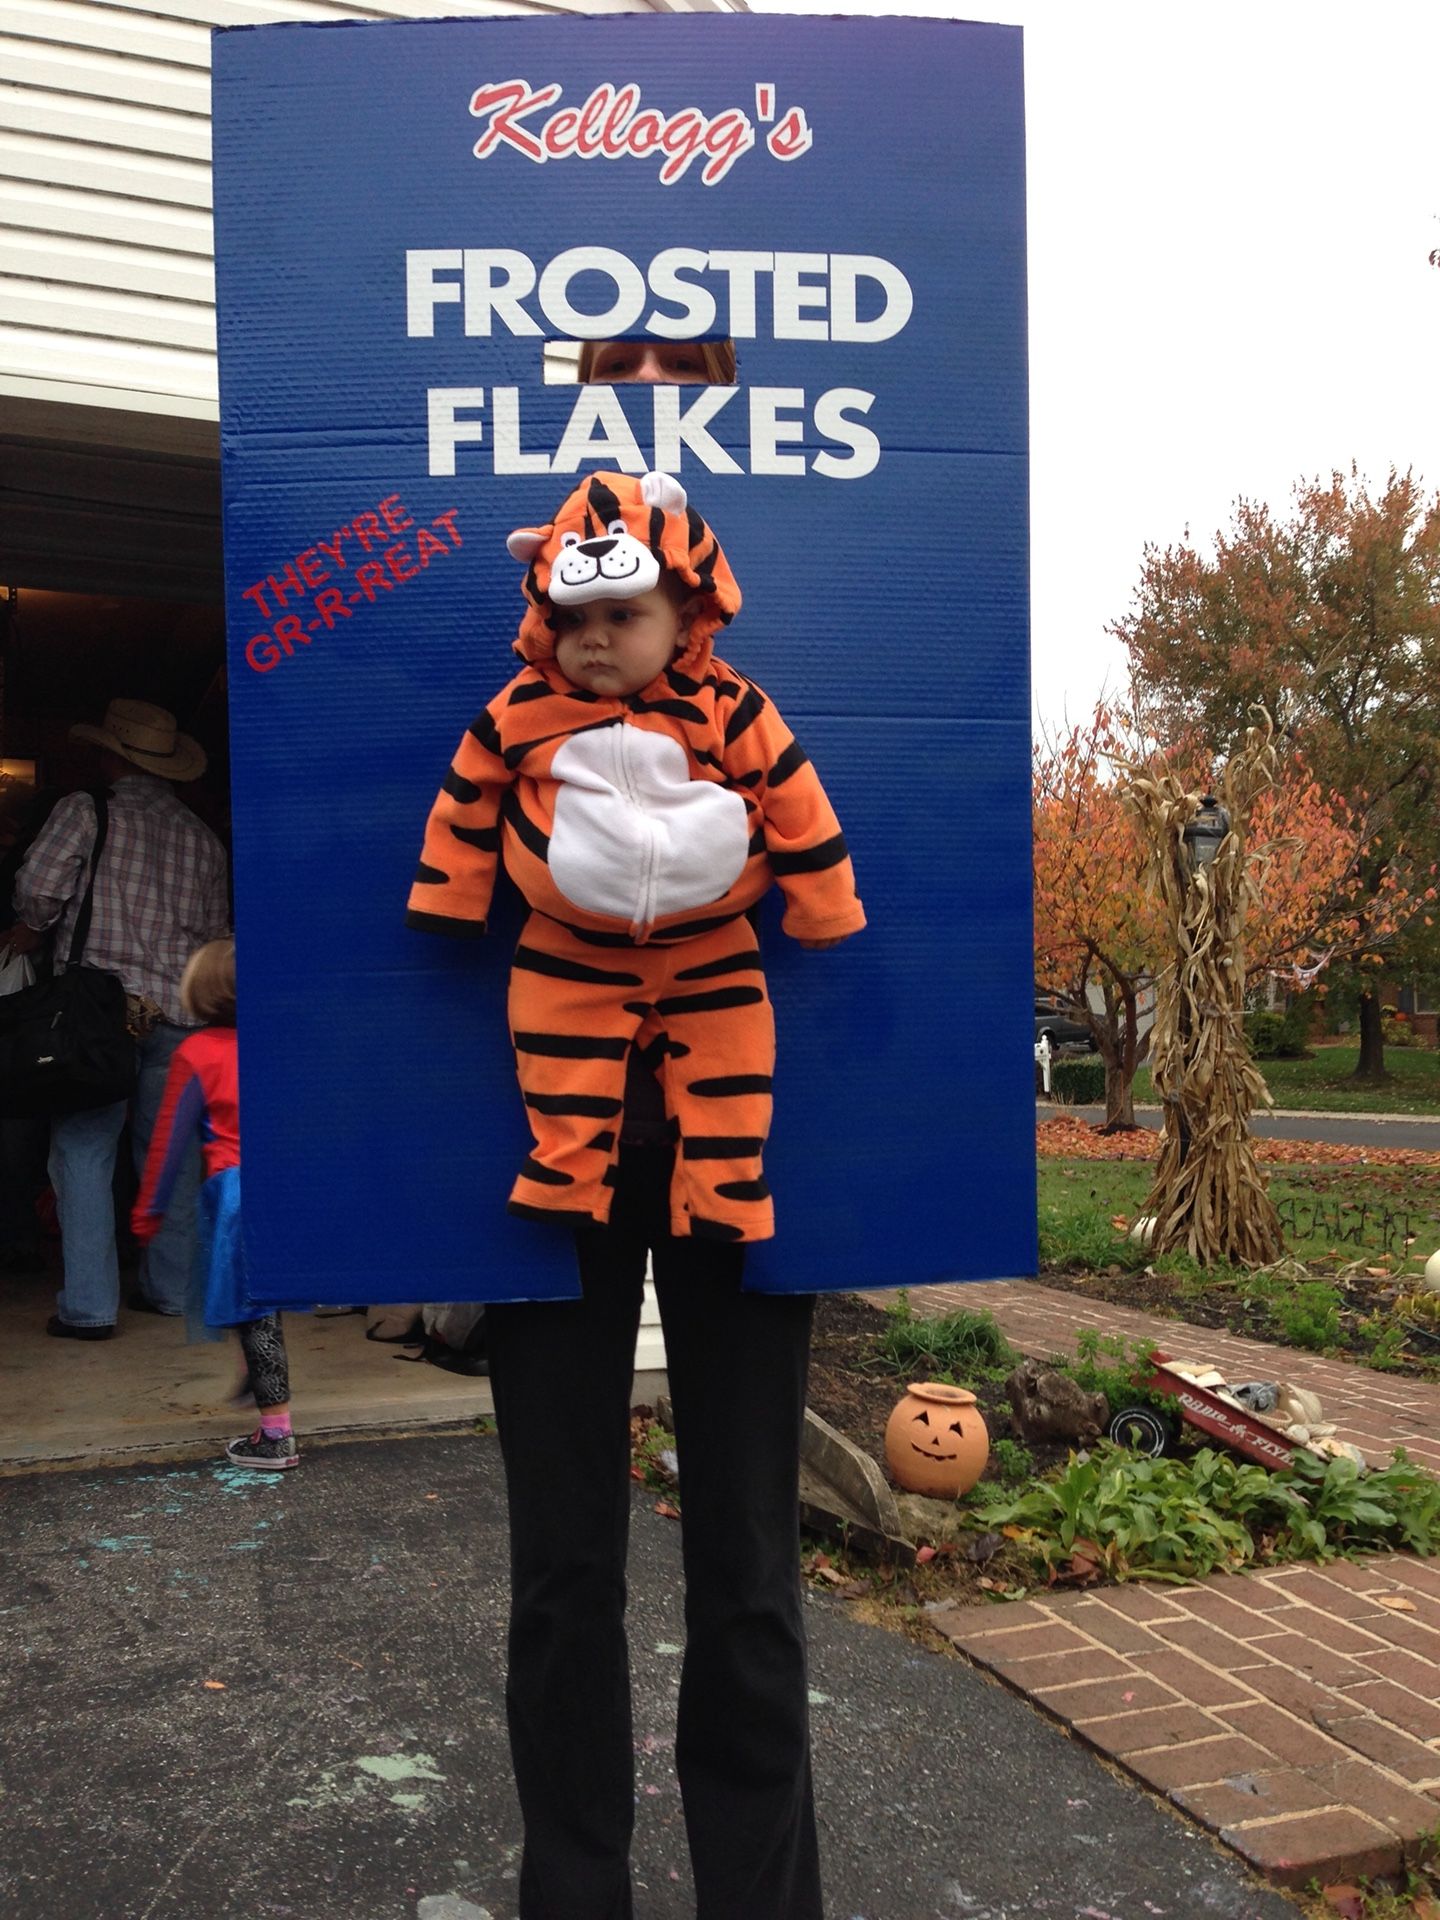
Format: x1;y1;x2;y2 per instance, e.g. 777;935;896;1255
899;1279;1440;1889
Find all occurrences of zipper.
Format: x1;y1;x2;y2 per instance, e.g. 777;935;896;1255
615;720;659;943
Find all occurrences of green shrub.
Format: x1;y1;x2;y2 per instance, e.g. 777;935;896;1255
877;1294;1018;1381
1066;1327;1174;1418
989;1437;1035;1485
1039;1204;1146;1272
972;1442;1440;1583
1244;1007;1310;1059
1268;1279;1342;1352
1051;1058;1106;1104
1383;1011;1421;1048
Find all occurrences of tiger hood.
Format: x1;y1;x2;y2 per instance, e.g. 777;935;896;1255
506;470;742;675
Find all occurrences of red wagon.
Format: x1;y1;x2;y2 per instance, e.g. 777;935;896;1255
1109;1350;1300;1470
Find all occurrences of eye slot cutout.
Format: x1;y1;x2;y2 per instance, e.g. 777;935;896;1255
540;338;740;386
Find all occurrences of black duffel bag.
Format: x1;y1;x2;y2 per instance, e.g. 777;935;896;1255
0;790;137;1117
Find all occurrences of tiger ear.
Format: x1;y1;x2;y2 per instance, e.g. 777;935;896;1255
640;472;687;515
507;525;550;562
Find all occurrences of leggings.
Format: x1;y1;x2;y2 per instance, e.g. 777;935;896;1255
237;1313;290;1408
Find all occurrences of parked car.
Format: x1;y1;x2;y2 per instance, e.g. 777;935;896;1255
1035;997;1095;1052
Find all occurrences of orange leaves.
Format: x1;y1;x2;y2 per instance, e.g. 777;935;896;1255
1036;1115;1440;1171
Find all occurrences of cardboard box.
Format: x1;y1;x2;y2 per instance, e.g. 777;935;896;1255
211;13;1033;1301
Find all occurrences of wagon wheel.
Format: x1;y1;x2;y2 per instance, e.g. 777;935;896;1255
1107;1405;1177;1457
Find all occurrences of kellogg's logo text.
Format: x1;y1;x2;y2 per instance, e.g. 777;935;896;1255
469;80;813;187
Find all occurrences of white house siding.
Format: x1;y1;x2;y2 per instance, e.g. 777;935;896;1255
0;0;728;431
0;0;733;596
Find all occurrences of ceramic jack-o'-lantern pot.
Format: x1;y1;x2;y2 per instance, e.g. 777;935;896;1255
884;1382;990;1499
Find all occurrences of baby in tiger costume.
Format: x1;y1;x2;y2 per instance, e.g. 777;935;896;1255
406;468;865;1241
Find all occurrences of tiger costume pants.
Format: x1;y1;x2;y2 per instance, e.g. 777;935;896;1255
506;912;775;1241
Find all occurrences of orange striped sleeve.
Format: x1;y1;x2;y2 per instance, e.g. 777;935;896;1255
720;679;866;943
405;691;514;936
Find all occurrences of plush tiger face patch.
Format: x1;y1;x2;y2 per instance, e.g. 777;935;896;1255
507;470;742;668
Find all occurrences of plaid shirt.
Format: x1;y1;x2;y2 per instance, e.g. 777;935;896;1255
13;777;229;1024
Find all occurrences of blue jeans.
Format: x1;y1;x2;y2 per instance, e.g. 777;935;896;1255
49;1021;202;1329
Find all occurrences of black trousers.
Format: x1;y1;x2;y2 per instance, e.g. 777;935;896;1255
487;1145;823;1920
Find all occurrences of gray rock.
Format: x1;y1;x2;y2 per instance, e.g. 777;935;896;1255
417;1897;494;1920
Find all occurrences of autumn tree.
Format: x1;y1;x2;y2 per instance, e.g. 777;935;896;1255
1113;465;1440;1080
1035;704;1404;1130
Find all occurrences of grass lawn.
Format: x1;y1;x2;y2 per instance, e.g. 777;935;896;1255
1128;1044;1440;1117
1039;1157;1440;1281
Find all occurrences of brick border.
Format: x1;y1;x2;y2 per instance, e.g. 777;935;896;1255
862;1279;1440;1886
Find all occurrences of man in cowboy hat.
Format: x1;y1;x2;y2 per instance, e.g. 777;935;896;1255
3;700;229;1338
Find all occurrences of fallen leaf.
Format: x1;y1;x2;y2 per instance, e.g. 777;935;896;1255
812;1552;832;1571
811;1565;846;1586
915;1545;936;1565
424;1493;439;1501
1376;1593;1418;1612
653;1501;680;1520
202;1680;226;1690
1319;1887;1365;1920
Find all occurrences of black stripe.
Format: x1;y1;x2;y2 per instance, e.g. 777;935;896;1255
442;766;482;804
728;769;763;790
627;696;708;724
768;740;809;787
622;1001;655;1018
507;678;557;706
693;748;724;772
648;911;748;944
449;823;499;852
508;1199;600;1226
514;1031;629;1060
469;709;503;755
588;476;622;526
687;1073;773;1098
502;788;550;860
673;952;764;982
689;1216;745;1242
656;986;766;1016
666;664;703;697
747;824;766;856
504;717;619;770
715;1178;770;1202
769;833;849;877
413;861;448;885
525;1092;624;1118
406;909;487;938
649;505;666;556
705;675;741;699
513;944;642;987
602;1164;621;1188
585;1130;617;1154
682;1136;765;1160
693;536;719;594
724;685;766;745
637;1034;691;1069
519;1156;574;1187
686;506;706;549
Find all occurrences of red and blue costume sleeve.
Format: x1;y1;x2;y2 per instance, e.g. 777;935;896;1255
131;1046;207;1246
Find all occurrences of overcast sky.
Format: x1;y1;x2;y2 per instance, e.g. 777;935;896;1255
746;0;1440;737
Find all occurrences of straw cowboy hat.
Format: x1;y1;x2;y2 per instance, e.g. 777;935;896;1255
71;699;207;782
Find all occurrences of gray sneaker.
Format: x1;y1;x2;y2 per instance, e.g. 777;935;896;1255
225;1428;299;1471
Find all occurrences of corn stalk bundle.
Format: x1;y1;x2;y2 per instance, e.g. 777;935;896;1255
1123;715;1285;1267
